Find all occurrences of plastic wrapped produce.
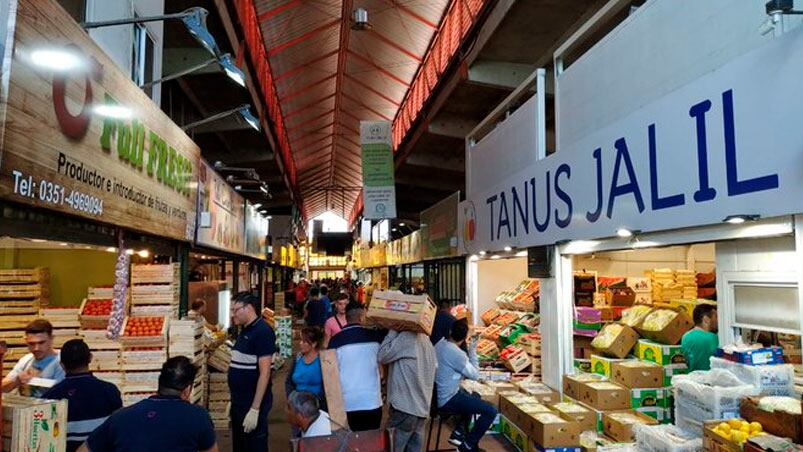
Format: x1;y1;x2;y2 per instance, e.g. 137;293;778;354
592;323;623;349
673;369;759;434
621;305;653;327
633;424;702;452
757;396;802;414
641;309;678;331
710;357;794;396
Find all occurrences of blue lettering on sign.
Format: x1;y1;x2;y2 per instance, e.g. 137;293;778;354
555;164;572;228
606;138;644;219
481;88;781;243
722;89;779;195
649;124;685;210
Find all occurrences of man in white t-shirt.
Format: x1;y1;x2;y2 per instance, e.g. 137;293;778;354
1;319;65;397
287;391;332;438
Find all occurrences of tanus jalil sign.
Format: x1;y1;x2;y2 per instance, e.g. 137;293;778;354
0;0;200;241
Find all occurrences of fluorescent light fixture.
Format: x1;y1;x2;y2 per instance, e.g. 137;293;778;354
503;246;513;252
59;242;69;246
106;247;117;253
29;239;47;243
125;249;135;255
137;249;150;258
238;106;260;131
562;240;600;254
515;250;528;257
469;255;479;262
93;104;133;119
490;255;501;260
631;239;661;249
616;228;640;238
29;48;84;71
391;228;398;232
266;216;273;219
235;185;243;191
478;250;487;256
252;203;262;209
723;214;760;224
218;54;245;87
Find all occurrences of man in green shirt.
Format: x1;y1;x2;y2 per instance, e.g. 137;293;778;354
681;304;719;371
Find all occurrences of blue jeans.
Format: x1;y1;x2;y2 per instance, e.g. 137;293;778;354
440;389;497;448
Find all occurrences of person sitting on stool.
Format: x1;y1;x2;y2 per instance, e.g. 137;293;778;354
434;321;497;452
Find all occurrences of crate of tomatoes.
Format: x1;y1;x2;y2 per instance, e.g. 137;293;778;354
79;298;114;329
120;316;168;347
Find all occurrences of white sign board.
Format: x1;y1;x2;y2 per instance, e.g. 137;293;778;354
468;94;539;198
460;27;803;254
360;121;397;219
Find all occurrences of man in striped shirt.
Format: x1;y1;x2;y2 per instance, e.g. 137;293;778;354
44;339;122;452
228;292;276;451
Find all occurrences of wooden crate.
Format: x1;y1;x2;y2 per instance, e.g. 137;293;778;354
0;268;49;284
119;317;168;348
87;286;116;300
41;307;81;328
2;394;67;452
131;305;177;317
131;264;179;285
79;329;121;350
0;314;38;331
78;298;114;329
122;371;160;392
121;349;167;371
0;299;42;315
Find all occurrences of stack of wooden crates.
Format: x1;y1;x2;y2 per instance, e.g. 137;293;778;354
79;286;124;388
0;268;49;374
131;264;179;318
169;319;206;406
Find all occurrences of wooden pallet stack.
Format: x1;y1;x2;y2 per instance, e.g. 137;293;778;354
131;264;180;319
169;319;206;406
0;268;49;373
119;316;168;406
41;306;81;348
208;372;230;430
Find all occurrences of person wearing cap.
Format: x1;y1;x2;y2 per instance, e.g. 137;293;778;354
78;356;218;451
44;339;122;452
2;319;65;397
228;292;276;451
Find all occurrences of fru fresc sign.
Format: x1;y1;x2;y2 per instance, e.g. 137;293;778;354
460;26;803;254
0;0;200;241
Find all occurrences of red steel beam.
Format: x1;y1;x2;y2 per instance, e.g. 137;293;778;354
289;124;334;145
286;108;335;132
347;50;410;88
284;92;337;119
268;18;340;58
329;0;353;190
343;73;401;107
383;0;438;30
279;74;337;103
274;49;339;84
257;0;302;23
342;92;392;122
369;29;422;63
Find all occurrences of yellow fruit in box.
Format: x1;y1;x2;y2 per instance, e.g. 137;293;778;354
718;423;731;435
731;431;748;444
750;422;762;434
591;324;623;349
641;309;677;331
728;419;743;430
714;428;731;441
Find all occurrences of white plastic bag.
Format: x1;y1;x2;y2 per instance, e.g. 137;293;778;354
634;424;703;452
672;368;758;434
709;357;795;396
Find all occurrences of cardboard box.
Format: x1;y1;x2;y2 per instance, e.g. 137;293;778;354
590;355;627;379
499;415;530;452
629;388;671;409
635;309;693;345
703;420;741;452
529;412;582;449
551;402;598;433
591;324;639;359
635;339;687;366
563;374;606;401
574;359;592;373
499;392;552;435
602;411;659;442
576;400;604;433
740;397;802;444
662;364;688;387
366;291;436;334
611;360;664;389
636;406;672;424
578;381;630;411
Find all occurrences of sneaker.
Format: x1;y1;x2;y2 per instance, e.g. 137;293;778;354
447;430;464;446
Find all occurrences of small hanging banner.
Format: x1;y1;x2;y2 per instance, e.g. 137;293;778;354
360;121;397;219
